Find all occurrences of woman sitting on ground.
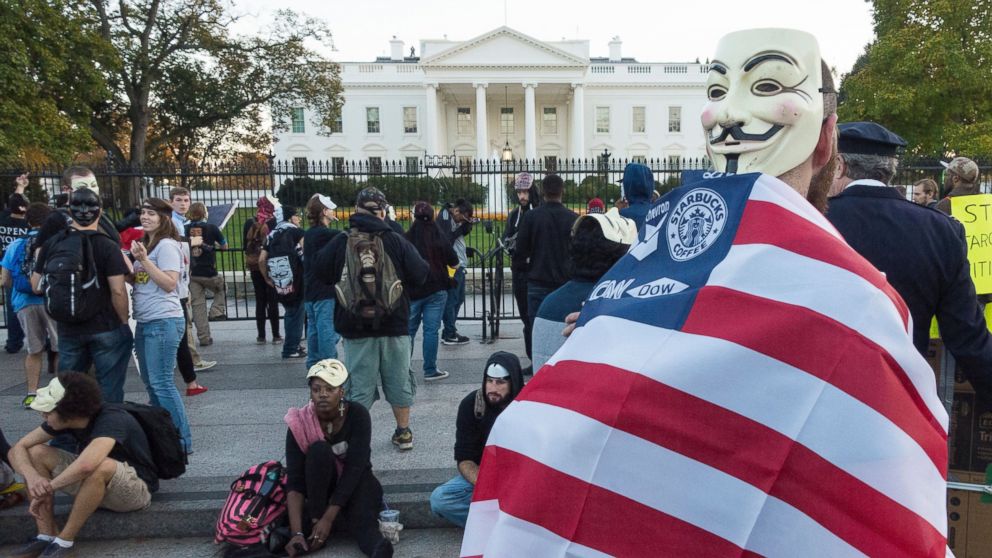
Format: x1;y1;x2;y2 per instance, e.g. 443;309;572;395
283;359;392;558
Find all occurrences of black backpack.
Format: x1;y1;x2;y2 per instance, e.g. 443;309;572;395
41;228;102;323
118;401;188;480
265;228;303;304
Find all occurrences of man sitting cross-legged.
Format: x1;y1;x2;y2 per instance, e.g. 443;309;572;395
8;373;157;558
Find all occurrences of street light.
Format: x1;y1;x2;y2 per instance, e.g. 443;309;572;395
501;85;513;161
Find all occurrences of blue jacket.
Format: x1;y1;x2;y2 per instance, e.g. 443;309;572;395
827;184;992;400
619;163;654;229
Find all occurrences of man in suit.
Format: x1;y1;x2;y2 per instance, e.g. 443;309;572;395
826;121;992;400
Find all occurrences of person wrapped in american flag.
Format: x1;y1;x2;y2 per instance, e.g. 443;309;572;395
461;28;949;557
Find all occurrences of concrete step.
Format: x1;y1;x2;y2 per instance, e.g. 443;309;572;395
0;468;455;544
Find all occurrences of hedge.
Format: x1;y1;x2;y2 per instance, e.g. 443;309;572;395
276;176;487;209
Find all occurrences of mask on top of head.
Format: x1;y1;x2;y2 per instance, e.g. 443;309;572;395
69;188;102;226
702;29;825;177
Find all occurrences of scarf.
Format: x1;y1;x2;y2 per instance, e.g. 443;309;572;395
283;402;324;454
256;196;275;225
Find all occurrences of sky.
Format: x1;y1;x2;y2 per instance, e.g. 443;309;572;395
229;0;876;76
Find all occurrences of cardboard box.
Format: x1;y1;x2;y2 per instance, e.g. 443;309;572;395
967;491;992;558
949;391;992;474
949;486;970;555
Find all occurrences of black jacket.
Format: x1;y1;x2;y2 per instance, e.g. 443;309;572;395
454;351;524;465
512;201;578;288
314;212;428;338
827;184;992;400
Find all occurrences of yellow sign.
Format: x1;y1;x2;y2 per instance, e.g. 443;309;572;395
951;194;992;295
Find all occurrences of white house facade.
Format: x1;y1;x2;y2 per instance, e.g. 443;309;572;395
273;26;710;170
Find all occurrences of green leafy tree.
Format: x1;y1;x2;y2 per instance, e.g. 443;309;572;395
0;1;109;164
839;0;992;155
87;1;342;202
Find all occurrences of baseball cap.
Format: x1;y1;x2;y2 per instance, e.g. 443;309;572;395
306;359;349;388
514;172;533;191
587;197;605;214
486;363;510;379
316;194;337;211
30;378;67;413
573;208;637;245
356;187;387;211
942;157;980;184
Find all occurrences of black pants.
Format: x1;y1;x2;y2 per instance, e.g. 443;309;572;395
303;441;385;557
512;271;531;359
176;298;196;384
250;268;280;339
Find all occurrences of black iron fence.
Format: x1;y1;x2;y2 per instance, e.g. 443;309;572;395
1;156;988;333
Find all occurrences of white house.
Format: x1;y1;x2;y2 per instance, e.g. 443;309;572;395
273;26;710;171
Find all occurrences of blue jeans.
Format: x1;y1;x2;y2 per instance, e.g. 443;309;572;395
59;324;134;403
135;317;192;451
282;301;305;357
527;284;557;351
442;267;466;338
304;298;339;369
430;475;474;528
3;286;24;352
409;291;447;375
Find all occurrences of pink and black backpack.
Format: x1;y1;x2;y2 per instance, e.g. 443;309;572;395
215;461;288;548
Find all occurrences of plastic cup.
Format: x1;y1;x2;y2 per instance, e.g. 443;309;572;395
379;509;400;523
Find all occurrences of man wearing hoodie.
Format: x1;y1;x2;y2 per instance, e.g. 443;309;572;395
503;172;539;361
429;351;523;527
618;162;656;230
315;187;428;451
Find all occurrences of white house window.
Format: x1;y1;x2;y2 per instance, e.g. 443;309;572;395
632;106;646;133
329;113;342;134
292;157;308;175
668;155;682;168
331;157;345;175
458;155;473;173
500;107;514;135
632;155;647;164
457;107;472;136
405;156;419;174
544;156;558;172
291;108;305;134
366;107;380;134
368;156;383;175
403;107;418;134
668;106;682;133
596;106;610;134
542;107;557;134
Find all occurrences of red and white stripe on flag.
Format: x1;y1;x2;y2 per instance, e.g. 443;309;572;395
461;174;949;557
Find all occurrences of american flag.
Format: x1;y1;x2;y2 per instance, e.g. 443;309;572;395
461;173;949;557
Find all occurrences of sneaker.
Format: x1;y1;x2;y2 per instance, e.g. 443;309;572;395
441;333;470;345
208;315;227;322
9;536;51;558
21;394;36;409
39;542;75;557
272;336;284;344
391;427;413;450
198;337;213;347
283;349;307;359
424;370;450;381
193;360;217;372
186;386;208;397
256;336;266;344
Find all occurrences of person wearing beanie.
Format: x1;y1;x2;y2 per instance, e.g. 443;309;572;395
503;172;540;363
530;209;637;372
406;202;459;381
430;351;524;527
314;187;428;451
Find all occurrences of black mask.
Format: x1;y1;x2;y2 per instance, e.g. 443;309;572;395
68;189;101;226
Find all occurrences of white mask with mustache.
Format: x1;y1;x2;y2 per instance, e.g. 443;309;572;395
702;29;825;177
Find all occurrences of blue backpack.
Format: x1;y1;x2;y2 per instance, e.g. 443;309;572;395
8;235;36;295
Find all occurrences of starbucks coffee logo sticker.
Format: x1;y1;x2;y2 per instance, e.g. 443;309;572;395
667;188;727;262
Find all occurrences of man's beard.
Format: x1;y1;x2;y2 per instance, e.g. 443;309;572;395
806;146;838;214
486;392;507;406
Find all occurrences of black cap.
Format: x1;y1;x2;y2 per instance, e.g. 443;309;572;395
356;187;387;211
837;122;907;156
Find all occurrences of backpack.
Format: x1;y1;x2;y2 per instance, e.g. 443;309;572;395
334;229;404;330
118;401;188;479
215;461;288;548
265;228;302;304
41;228;102;323
244;221;268;271
9;235;36;295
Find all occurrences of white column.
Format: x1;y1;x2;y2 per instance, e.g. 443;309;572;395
425;83;439;156
570;83;585;159
475;83;488;159
524;83;537;161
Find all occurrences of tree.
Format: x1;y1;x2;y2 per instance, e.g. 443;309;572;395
838;0;992;155
87;1;342;203
0;1;109;164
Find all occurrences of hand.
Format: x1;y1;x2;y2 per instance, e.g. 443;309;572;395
466;247;479;259
26;474;53;501
190;236;203;247
130;240;147;262
15;173;28;192
285;533;308;557
615;198;629;210
562;311;581;338
28;494;51;519
309;516;333;550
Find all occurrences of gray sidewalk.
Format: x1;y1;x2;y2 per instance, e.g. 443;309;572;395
0;318;531;550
